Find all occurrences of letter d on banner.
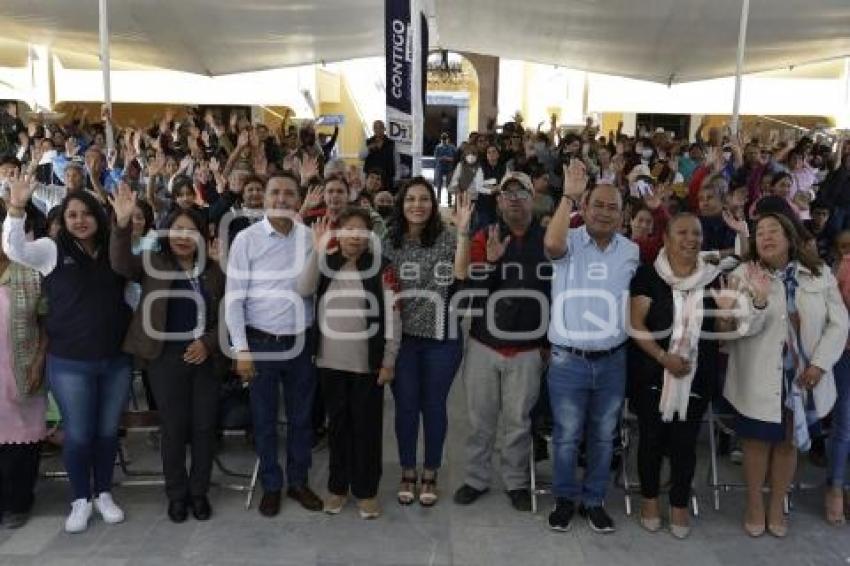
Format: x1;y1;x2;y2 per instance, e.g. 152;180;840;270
385;0;427;177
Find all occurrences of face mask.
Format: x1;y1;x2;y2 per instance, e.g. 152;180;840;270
816;169;828;183
641;149;654;160
377;205;394;218
534;142;546;154
465;154;477;165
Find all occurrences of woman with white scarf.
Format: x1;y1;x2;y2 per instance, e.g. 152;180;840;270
629;213;723;539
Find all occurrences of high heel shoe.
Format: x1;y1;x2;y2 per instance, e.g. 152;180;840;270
668;506;691;540
419;470;438;507
397;471;417;506
744;521;766;537
639;499;661;533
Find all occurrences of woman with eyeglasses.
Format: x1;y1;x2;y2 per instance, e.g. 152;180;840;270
110;183;225;524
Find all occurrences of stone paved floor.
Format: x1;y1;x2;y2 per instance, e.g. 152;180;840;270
1;379;849;566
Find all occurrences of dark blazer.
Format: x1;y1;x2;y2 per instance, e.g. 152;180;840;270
109;222;225;362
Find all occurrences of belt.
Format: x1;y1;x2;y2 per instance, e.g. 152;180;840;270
246;326;298;343
558;342;626;361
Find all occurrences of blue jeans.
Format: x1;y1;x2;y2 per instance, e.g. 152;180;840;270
392;336;462;470
248;334;316;492
829;350;850;488
47;354;132;501
548;346;626;506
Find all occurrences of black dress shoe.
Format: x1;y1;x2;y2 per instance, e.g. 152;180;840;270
286;485;323;512
259;490;282;517
453;484;489;505
168;499;189;523
507;489;532;512
191;496;212;521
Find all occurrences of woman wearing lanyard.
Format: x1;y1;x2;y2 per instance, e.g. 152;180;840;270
110;183;225;524
721;213;847;537
2;175;132;534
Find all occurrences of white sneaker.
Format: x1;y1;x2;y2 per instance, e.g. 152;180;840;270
65;498;93;533
94;492;125;524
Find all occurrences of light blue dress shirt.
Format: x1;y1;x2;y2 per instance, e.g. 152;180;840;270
548;225;639;351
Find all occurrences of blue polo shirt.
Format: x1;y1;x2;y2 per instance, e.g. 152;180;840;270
548;225;639;351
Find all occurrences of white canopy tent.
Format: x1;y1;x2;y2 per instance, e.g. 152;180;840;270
0;0;847;82
1;0;849;148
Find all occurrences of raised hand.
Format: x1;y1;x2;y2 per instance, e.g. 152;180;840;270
745;262;772;306
8;171;36;209
643;185;664;210
563;158;588;200
299;154;320;185
311;215;332;254
302;185;324;211
109;181;137;228
485;224;511;263
710;275;743;312
209;156;220;175
722;209;748;236
236;130;250;149
454;191;475;234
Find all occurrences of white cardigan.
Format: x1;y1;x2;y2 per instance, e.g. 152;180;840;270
723;262;849;424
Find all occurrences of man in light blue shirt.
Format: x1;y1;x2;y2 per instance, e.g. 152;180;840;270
543;160;639;534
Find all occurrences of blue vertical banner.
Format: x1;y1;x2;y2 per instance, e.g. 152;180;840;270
385;0;426;177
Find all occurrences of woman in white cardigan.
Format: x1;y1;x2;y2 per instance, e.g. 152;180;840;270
718;213;848;538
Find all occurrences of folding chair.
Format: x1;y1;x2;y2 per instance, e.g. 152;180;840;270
529;434;552;514
706;402;791;514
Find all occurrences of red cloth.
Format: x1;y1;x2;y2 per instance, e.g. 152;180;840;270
633;206;670;265
468;227;537;358
688;165;711;212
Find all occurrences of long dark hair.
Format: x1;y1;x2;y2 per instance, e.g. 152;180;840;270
56;191;111;264
135;199;155;235
748;212;822;276
388;176;443;249
158;207;209;263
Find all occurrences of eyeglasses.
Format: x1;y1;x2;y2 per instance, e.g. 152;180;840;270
500;189;531;201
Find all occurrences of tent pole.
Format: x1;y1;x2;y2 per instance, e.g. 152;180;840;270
99;0;114;153
730;0;750;137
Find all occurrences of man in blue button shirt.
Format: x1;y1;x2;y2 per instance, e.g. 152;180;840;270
543;160;639;534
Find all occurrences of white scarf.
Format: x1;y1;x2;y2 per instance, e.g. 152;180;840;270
653;249;722;422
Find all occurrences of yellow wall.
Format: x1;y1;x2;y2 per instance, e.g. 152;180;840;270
317;76;366;165
600;113;624;139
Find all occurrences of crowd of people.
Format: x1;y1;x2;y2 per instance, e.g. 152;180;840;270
0;101;849;546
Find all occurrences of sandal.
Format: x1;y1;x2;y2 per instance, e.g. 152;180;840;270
397;471;417;505
419;470;438;507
